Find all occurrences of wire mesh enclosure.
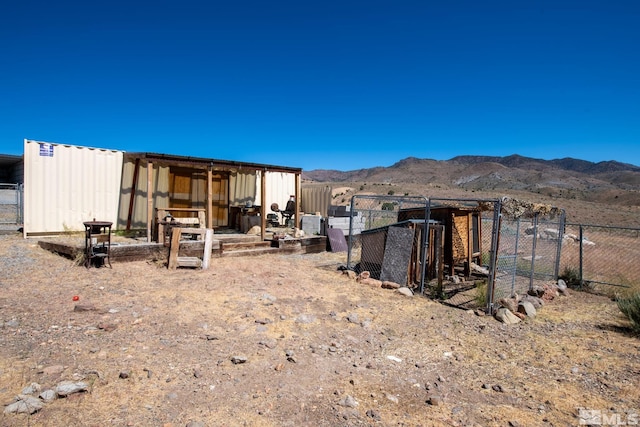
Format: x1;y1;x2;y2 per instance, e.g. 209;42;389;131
0;183;23;230
344;194;566;313
489;211;565;304
346;195;430;290
428;198;501;308
561;223;640;294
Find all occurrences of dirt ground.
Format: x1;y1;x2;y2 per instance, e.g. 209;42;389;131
1;234;639;427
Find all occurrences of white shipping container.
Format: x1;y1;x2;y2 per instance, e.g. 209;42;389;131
23;140;124;236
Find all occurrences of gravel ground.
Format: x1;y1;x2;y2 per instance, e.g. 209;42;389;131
0;233;639;427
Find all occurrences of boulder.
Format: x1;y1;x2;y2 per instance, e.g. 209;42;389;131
230;355;248;364
343;270;357;279
39;389;57;402
338;395;359;408
381;281;401;289
541;284;558;301
557;279;567;291
517;301;537;318
246;226;261;235
564;233;579;242
358;271;370;281
528;286;545;298
556;279;569;295
359;278;382;287
3;395;44;414
520;294;544;309
498;297;518;313
21;382;41;395
396;287;414;297
55;381;88;397
495;307;521;324
470;262;489;276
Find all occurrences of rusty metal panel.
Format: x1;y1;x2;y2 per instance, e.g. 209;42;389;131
327;228;348;252
23;140;124;236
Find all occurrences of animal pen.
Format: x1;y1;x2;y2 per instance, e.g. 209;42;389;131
345;195;565;312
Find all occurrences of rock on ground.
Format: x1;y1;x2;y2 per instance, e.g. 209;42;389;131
495;307;521;324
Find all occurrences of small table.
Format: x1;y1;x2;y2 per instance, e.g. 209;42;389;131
84;221;112;268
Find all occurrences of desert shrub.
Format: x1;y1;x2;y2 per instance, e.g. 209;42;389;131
617;292;640;333
73;249;86;266
381;202;395;211
560;266;581;288
387;190;395;195
474;280;487;308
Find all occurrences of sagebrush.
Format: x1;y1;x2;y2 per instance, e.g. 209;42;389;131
617;292;640;333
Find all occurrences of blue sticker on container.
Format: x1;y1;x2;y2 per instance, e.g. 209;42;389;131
39;143;54;157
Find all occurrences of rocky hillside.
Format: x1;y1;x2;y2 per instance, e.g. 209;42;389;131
304;155;640;188
302;154;640;226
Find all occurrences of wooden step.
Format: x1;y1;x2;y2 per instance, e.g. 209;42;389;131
221;241;271;252
177;256;202;268
220;246;282;258
214;235;262;244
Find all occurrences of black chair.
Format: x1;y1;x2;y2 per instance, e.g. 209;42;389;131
281;199;296;226
270;199;296;226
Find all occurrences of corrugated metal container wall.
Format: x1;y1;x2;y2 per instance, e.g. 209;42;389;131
117;161;170;230
256;171;296;212
301;185;332;216
229;171;258;206
23;140;123;236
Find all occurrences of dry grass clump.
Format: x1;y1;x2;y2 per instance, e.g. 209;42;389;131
617;292;640;333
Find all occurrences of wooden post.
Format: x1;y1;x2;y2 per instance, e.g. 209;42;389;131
436;226;444;296
295;172;301;228
260;169;267;241
168;227;181;269
207;167;213;229
157;208;167;245
466;212;473;277
202;228;214;270
126;158;140;231
146;161;154;243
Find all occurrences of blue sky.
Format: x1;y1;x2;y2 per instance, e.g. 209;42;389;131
1;1;639;171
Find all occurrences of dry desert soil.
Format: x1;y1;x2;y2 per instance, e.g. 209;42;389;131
0;233;639;427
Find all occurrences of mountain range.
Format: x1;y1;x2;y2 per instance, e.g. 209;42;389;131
302;154;640;215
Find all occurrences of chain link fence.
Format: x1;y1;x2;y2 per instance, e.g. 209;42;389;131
0;183;23;232
341;194;640;307
346;195;430;289
560;223;640;295
344;195;567;313
488;212;565;305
